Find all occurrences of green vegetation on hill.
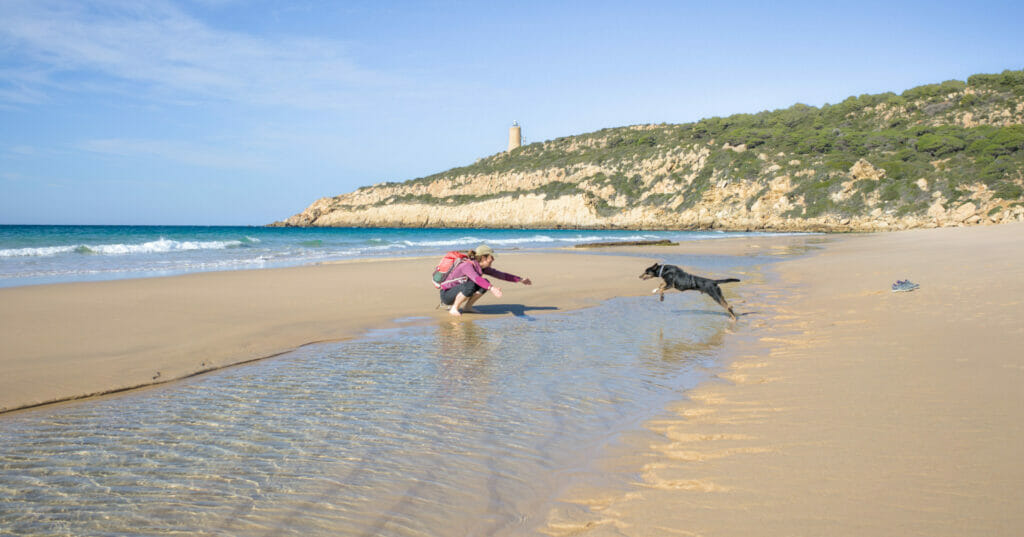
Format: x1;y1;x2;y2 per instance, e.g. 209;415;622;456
348;69;1024;225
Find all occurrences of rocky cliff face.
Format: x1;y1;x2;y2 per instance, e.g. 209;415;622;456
276;71;1024;231
278;155;1024;231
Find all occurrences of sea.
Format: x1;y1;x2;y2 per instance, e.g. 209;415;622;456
0;225;797;535
0;225;784;288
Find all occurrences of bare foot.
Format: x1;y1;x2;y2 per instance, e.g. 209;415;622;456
449;308;462;316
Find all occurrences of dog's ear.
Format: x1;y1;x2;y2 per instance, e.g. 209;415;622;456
644;262;660;272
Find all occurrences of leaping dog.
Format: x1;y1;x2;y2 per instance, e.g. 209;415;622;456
640;262;740;320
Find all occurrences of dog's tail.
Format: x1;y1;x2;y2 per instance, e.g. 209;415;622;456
715;278;740;284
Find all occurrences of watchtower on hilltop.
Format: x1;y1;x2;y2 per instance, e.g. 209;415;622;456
508;121;522;152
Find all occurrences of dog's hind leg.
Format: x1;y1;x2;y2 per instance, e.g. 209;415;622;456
710;287;737;320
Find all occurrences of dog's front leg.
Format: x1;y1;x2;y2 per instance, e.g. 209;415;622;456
653;282;668;302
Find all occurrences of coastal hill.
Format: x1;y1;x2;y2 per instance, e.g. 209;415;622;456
276;69;1024;231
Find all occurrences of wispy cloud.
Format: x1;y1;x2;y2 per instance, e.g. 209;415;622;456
3;144;43;157
0;0;401;109
79;137;272;170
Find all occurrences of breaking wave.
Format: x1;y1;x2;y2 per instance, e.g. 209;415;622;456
0;238;247;258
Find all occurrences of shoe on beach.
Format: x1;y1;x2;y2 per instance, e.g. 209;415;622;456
891;279;920;292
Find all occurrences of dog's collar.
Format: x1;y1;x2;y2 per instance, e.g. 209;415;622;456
658;264;665;278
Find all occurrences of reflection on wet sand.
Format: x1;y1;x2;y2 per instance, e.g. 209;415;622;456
0;254;761;536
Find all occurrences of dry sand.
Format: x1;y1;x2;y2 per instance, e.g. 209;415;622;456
0;252;655;413
544;222;1024;536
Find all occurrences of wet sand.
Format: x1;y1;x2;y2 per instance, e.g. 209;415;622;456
0;252;655;413
544;222;1024;536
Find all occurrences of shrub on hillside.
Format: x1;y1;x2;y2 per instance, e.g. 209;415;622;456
901;79;967;101
968;69;1024;95
917;133;967;156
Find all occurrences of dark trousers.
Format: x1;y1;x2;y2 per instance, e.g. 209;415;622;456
440;279;486;305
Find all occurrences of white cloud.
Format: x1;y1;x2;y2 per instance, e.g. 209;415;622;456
0;0;402;109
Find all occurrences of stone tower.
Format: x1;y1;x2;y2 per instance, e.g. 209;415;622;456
508;121;522;152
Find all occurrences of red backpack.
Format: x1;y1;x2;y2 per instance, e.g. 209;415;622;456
431;251;469;288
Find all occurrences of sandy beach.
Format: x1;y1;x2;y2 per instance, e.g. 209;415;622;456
0;252;655;413
3;223;1023;535
544;222;1024;536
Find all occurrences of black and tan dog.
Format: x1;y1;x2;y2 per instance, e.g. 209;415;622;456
640;262;740;320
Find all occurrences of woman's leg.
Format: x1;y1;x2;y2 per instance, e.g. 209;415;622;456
462;291;485;312
449;291;471;315
447;280;484;315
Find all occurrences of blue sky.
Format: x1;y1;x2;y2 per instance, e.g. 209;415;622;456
1;0;1022;225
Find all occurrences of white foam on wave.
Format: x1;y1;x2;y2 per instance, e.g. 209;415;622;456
0;252;323;281
0;245;80;257
486;235;559;245
389;233;666;249
396;235;566;248
398;236;486;248
0;238;245;257
549;234;663;243
92;238;245;255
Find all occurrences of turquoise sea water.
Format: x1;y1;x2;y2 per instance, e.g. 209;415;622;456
0;225;788;287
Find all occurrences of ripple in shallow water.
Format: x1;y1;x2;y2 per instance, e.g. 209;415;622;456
0;287;744;536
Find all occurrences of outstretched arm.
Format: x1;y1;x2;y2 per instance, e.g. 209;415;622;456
483;267;526;284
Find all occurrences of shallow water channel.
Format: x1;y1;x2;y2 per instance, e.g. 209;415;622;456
1;254;770;536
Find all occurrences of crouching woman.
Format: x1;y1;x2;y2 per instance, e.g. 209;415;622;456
439;244;531;316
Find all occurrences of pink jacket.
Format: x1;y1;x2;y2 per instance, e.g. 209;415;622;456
439;260;521;291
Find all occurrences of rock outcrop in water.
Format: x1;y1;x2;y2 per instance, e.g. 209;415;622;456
275;70;1024;232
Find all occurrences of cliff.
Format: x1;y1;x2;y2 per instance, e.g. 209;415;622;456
276;69;1024;231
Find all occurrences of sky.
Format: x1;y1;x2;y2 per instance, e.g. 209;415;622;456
1;0;1022;225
